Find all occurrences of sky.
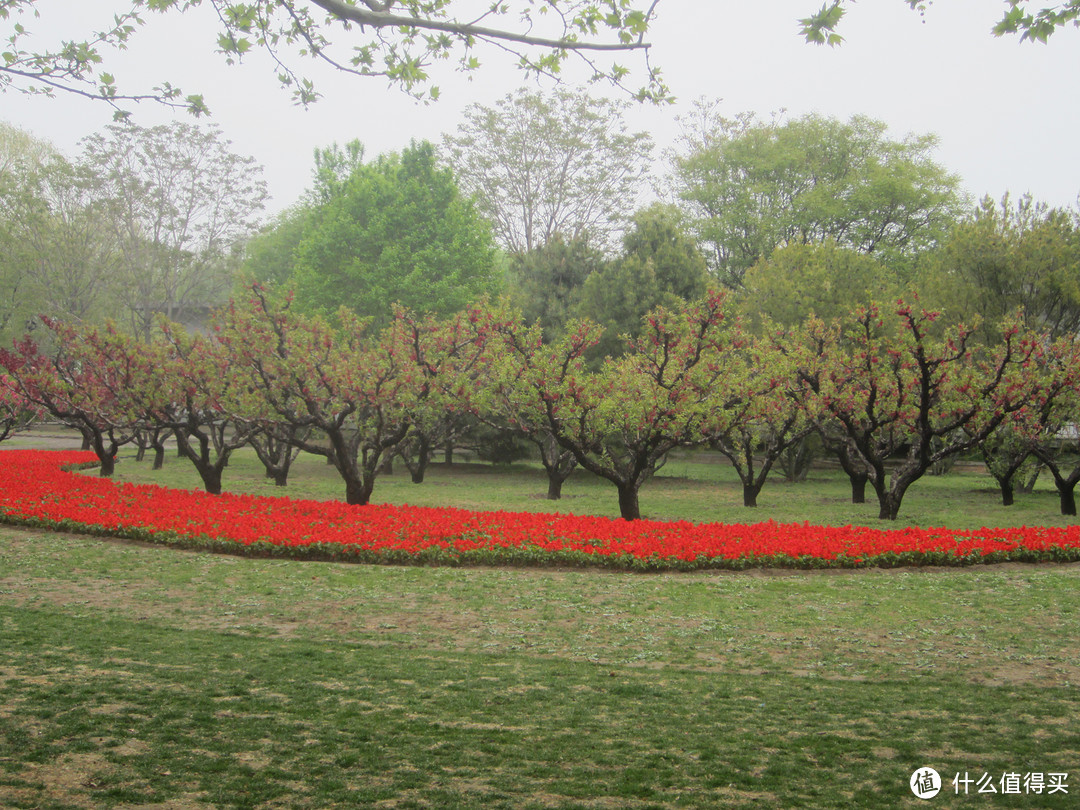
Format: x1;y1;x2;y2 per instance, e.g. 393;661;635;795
2;0;1078;219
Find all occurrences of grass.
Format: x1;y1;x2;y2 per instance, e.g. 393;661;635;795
1;527;1079;808
2;430;1079;807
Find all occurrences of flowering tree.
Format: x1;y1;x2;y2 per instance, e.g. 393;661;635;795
795;304;1042;520
218;285;415;505
147;323;265;495
0;318;142;475
701;328;816;507
486;291;731;520
387;305;491;483
472;306;581;501
1008;337;1080;515
0;373;38;443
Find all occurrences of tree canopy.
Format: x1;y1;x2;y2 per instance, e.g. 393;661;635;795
573;203;708;356
918;194;1080;341
288;139;498;324
445;88;653;253
81;121;269;340
669;105;964;288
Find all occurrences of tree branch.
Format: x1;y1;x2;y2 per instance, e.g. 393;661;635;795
306;0;652;51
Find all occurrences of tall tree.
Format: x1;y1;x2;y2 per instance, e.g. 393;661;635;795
0;122;55;340
505;234;605;341
291;140;497;325
0;1;667;115
14;156;120;330
573;203;708;356
445;88;654;253
919;194;1080;342
669;104;964;288
81;121;268;340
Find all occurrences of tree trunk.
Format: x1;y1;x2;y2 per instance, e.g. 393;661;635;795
850;474;868;504
878;498;899;521
196;464;223;496
547;474;565;501
869;475;892;520
1015;461;1043;494
999;478;1015;507
1059;482;1077;516
877;475;914;521
444;441;454;465
401;435;431;484
743;482;760;507
152;445;166;471
344;474;372;506
88;431;116;477
617;483;641;521
834;442;869;504
273;469;289;487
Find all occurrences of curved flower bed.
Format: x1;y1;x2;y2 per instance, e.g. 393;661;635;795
2;449;1080;571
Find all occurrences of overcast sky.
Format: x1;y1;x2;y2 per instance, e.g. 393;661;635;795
3;1;1078;218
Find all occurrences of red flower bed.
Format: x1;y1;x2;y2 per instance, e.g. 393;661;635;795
2;449;1079;570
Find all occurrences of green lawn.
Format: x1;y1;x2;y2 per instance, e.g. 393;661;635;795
1;433;1078;807
1;526;1078;808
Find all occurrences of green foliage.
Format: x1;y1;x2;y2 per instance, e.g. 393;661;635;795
290;140;499;325
619;203;710;300
670;104;964;288
0;1;668;116
803;1;1080;45
738;241;898;330
242;205;313;287
574;204;709;356
0;123;119;342
80;121;268;340
918;194;1080;342
505;234;605;340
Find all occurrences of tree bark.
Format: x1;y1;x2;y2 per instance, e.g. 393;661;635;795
850;474;868;504
1058;482;1077;516
617;483;641;521
743;482;760;507
547;475;565;501
343;473;374;506
999;478;1015;507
